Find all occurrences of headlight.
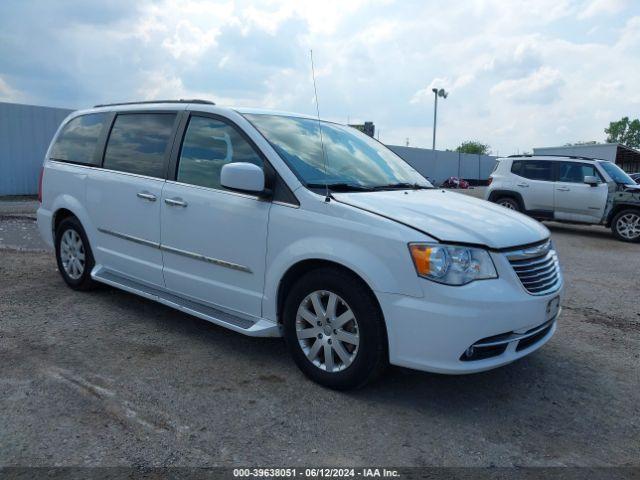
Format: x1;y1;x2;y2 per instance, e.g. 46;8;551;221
409;243;497;285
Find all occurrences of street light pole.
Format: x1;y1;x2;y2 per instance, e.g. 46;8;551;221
431;87;448;151
432;88;438;150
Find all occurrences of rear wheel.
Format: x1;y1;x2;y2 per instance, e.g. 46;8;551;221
611;209;640;242
495;196;520;211
55;216;98;290
283;268;387;390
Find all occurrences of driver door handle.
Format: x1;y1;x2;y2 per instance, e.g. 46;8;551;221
556;186;570;191
164;197;188;207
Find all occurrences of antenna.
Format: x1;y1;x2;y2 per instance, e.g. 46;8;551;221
310;49;330;202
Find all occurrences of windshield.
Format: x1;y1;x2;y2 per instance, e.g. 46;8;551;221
243;113;431;190
599;161;636;185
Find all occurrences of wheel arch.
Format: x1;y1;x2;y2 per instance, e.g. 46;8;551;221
50;195;96;244
487;189;525;209
53;208;77;233
605;203;640;227
276;259;383;325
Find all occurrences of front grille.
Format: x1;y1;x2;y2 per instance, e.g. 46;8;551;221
506;241;562;295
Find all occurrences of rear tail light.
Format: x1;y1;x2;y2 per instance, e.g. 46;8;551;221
38;167;44;203
487;176;493;186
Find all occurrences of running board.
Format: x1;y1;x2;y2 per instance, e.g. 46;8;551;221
92;268;281;337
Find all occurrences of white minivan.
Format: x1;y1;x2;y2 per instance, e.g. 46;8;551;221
37;100;563;389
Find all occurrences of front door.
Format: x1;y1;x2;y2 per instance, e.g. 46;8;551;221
160;114;270;317
86;112;177;286
554;161;608;223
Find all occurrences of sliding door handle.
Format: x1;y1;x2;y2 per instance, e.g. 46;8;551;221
137;192;157;201
164;197;188;207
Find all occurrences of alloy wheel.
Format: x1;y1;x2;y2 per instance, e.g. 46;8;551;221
295;290;360;373
616;213;640;240
60;229;86;280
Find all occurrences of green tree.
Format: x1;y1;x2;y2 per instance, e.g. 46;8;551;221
455;140;491;155
605;117;640;148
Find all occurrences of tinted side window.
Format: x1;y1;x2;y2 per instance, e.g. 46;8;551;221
511;160;523;175
557;162;601;183
177;116;263;190
520;160;553;181
50;113;109;165
103;113;176;178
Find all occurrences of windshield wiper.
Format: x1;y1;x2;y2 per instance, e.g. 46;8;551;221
372;182;433;191
306;183;374;192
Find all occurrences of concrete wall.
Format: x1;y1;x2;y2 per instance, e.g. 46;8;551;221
388;145;497;185
533;144;617;162
0;102;73;196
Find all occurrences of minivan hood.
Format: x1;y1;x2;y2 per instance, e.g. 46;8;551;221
333;189;549;249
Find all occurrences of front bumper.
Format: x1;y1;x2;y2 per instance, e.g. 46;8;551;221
377;253;564;374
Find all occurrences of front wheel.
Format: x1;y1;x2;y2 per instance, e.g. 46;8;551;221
282;268;387;390
611;209;640;242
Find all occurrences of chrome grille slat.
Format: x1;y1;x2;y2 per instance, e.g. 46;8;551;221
527;276;560;292
505;241;562;296
510;252;554;268
515;262;556;279
512;257;554;271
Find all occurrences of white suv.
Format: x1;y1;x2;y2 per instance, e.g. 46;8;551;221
486;155;640;242
38;100;563;389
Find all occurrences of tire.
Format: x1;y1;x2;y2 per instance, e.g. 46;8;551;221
495;196;520;212
282;268;387;390
55;216;99;290
611;209;640;243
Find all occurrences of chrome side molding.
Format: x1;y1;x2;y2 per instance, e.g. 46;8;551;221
97;227;251;273
162;244;252;273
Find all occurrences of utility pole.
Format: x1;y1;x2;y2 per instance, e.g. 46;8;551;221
432;88;448;150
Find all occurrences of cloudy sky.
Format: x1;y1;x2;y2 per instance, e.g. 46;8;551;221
0;0;638;154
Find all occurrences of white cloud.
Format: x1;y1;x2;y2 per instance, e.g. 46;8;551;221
0;76;24;103
410;74;475;104
162;20;219;59
1;0;639;154
490;67;564;104
578;0;630;19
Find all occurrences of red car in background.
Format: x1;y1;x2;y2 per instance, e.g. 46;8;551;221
441;176;470;189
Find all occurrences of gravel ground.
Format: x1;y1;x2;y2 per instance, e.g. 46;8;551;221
0;214;638;467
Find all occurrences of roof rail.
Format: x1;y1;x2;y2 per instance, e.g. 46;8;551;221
93;99;215;108
507;154;598;161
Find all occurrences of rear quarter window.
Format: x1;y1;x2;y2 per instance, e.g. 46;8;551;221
50;113;110;165
511;160;522;175
515;160;553;181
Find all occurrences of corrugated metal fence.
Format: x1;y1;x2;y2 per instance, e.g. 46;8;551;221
0;102;73;196
0;102;497;195
388;145;497;186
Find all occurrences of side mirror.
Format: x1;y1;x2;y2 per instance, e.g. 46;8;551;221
584;175;600;186
221;162;266;194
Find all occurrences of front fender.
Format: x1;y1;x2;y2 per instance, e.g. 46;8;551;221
260;199;433;322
